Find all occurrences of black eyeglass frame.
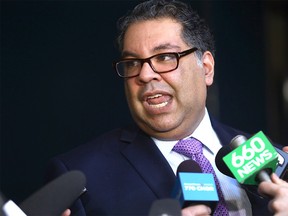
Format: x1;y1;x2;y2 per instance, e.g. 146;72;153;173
113;47;198;78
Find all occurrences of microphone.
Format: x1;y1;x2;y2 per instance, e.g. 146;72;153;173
171;160;219;213
218;131;279;185
275;147;288;181
149;198;181;216
216;143;288;182
19;170;86;216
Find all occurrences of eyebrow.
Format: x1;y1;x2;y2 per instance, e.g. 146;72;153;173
121;51;138;59
121;43;181;59
153;44;181;52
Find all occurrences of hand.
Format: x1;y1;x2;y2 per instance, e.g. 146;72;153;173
61;209;71;216
258;173;288;216
181;204;211;216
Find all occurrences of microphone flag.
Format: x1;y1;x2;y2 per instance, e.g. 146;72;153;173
172;172;218;207
223;131;278;185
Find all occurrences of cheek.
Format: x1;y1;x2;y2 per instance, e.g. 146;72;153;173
124;82;133;102
176;69;206;101
124;81;139;107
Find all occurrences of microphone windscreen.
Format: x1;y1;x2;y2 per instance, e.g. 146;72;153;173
215;146;234;178
149;198;181;216
20;170;86;216
176;160;202;174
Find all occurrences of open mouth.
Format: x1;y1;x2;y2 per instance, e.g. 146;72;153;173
146;94;171;108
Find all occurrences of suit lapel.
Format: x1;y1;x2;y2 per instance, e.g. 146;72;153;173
119;126;176;198
210;115;250;147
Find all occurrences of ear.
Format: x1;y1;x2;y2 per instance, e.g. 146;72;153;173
202;51;215;86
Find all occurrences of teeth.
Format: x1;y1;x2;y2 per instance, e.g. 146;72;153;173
147;94;162;99
149;101;168;108
146;93;169;108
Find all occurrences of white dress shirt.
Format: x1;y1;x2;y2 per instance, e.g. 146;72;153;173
152;108;252;216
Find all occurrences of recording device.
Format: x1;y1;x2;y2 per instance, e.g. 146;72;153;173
222;131;278;184
216;131;288;185
171;160;219;213
1;170;86;216
148;198;181;216
20;170;86;216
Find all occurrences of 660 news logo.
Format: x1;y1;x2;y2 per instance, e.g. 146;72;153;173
223;131;278;185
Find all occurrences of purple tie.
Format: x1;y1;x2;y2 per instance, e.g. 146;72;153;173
173;137;229;216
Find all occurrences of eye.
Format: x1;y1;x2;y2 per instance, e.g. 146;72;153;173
124;60;141;68
154;53;177;62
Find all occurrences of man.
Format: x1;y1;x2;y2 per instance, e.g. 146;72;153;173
46;0;287;215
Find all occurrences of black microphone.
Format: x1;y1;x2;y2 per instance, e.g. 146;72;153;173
177;159;202;173
215;145;235;178
171;160;219;213
149;198;181;216
19;170;86;216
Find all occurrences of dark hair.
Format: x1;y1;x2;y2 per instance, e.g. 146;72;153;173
116;0;215;58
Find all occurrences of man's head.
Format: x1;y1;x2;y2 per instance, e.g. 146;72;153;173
116;0;215;58
115;0;215;140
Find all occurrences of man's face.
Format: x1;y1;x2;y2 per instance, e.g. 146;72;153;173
122;18;214;140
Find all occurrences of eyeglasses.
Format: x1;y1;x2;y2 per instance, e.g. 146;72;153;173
113;47;198;78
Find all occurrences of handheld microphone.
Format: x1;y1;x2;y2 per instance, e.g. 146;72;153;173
19;170;86;216
171;160;219;212
149;198;181;216
216;144;288;182
275;147;288;181
219;131;279;185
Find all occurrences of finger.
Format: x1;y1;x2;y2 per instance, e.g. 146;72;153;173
268;196;288;215
271;173;281;183
61;209;71;216
282;146;288;153
271;173;288;186
258;181;278;197
181;204;211;216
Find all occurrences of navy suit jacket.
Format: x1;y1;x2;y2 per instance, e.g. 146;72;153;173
45;118;271;216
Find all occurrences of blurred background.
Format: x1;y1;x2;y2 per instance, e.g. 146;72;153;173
1;0;287;203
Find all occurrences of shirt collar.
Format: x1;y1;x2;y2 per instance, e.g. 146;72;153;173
152;108;220;157
191;108;220;155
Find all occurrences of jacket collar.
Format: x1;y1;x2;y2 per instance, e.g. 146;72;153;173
210;115;251;146
119;125;176;198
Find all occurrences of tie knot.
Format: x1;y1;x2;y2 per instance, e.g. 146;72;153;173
172;137;203;158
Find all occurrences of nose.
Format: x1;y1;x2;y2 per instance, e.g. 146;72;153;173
137;62;162;83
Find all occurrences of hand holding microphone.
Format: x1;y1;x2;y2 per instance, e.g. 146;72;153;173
215;131;288;214
258;173;288;215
